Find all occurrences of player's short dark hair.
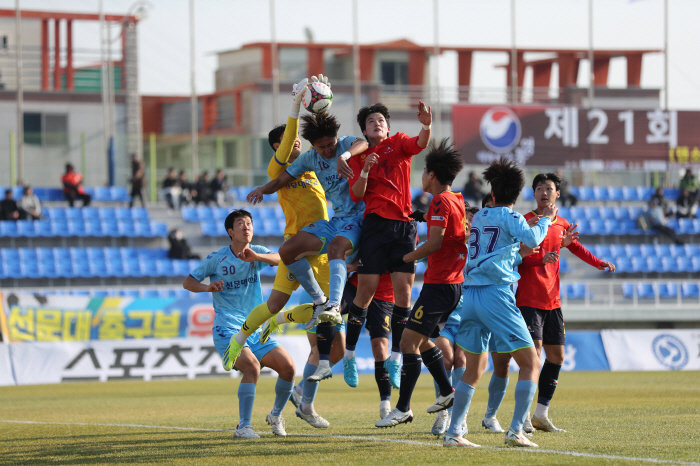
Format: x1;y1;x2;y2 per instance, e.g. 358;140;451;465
481;193;493;208
532;172;562;191
466;206;480;215
268;124;286;150
301;113;340;144
224;209;253;239
424;138;463;186
357;103;391;133
482;157;525;206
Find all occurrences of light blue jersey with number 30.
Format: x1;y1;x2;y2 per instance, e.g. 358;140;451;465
464;206;550;286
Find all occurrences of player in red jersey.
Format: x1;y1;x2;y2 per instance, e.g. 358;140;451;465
338;101;432;389
375;139;467;428
516;173;615;433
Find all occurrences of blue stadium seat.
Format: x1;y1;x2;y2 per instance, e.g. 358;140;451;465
111;187;130;202
172;260;191;276
196;206;214;221
585;207;603;220
681;283;699;298
656;244;673;258
578;186;595;202
93;187;110;202
47;188;65;202
622;187;641;202
592;187;610;202
563;283;587;299
142;289;160;298
46;207;67;221
664;188;681;200
201;222;220;237
658;283;678;298
637;283;656;299
679;219;700;235
37;247;55;262
66;208;84;221
181;207;199;222
49;220;69;237
601;207;617;220
559;257;571;274
82;207;100;221
609;187;624;202
85;220;106;237
124;259;144;277
57;261;76;279
521;187;534;202
17;221;38;237
621;283;634;298
132;208;149;221
0;221;19;237
40;261;59;279
67;220;87;237
152;222;168;237
117;220;137;237
115;208;133;220
156;259;177;277
613;207;632;222
625;244;643;258
614;257;634;274
18;248;38;263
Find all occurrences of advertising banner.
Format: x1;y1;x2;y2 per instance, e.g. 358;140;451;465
6;335;312;386
601;329;700;371
0;292;216;343
452;104;700;169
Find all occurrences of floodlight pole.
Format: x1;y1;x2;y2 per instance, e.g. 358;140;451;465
664;0;668;110
433;0;441;141
510;0;517;105
352;0;360;120
270;0;280;124
588;0;594;108
189;0;198;175
15;0;24;185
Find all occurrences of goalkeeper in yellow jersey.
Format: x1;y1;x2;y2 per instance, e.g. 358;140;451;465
224;75;336;425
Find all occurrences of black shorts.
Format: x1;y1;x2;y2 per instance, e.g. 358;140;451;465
358;213;417;275
519;306;566;346
340;282;393;340
406;283;462;338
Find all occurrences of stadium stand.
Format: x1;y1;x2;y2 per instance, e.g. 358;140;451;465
0;186;130;203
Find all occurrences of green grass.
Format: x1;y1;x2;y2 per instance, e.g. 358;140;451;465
0;372;698;465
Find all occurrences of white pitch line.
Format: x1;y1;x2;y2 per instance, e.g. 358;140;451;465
2;420;698;466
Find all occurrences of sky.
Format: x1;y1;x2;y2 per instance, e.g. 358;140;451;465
2;0;700;109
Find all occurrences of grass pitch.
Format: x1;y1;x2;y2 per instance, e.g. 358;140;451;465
1;372;698;465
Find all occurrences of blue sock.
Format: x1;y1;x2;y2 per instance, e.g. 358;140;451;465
511;380;537;433
452;366;466;388
286;258;324;302
271;378;294;416
447;381;475;436
328;259;347;305
302;363;320;406
485;374;509;419
238;383;256;428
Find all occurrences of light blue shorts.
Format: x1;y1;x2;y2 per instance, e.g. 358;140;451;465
213;325;280;366
301;215;363;256
455;285;533;354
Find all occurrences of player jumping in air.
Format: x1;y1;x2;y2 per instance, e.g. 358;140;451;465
182;210;297;438
339;101;432;389
375;139;467;428
229;110;368;371
443;158;555;448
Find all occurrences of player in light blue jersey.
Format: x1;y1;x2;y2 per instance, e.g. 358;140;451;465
182;209;299;439
442;158;557;449
247;112;368;338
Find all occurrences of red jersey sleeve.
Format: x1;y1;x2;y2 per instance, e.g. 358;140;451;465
428;194;450;228
396;133;423;158
566;241;605;268
347;155;364;203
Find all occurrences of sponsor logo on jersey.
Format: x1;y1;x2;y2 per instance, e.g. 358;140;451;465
431;216;444;221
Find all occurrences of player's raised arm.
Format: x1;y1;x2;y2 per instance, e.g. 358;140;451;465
416;100;432;148
238;246;280;267
247;172;295;204
509;207;554;248
350;153;379;199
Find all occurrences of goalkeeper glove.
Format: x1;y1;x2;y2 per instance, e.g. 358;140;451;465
310;74;331;88
290;78;309;118
409;210;426;222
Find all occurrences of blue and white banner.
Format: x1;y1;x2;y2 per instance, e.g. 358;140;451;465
601;329;700;371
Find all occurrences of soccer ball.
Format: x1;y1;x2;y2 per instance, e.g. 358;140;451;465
302;82;333;114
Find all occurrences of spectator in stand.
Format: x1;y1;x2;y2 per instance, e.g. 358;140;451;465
178;170;193;206
61;163;91;207
129;153;146;208
650;187;671;216
462;171;485;204
676;188;697;219
19;186;43;220
162;168;181;210
210;169;229;207
556;169;577;207
643;199;683;245
412;191;431;213
680;168;699;203
167;228;201;260
1;189;26;220
193;171;212;206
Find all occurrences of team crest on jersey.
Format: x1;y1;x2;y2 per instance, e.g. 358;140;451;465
361;154;367;160
287;272;296;281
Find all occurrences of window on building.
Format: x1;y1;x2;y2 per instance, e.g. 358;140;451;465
380;61;408;86
23;112;68;146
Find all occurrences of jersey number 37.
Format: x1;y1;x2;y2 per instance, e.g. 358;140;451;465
469;226;501;260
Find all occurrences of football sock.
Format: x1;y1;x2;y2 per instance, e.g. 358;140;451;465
433;368;452;398
345;304;368;352
316;322;335;360
375;360;392;401
485;374;509;419
446;381;475;437
237;383;256;428
390;305;410;355
301;363;319;412
235;302;272;345
286;258;325;303
328;259;348;306
537;360;562;410
511;380;538;433
396;353;422;413
452;366;466;388
422;347;453;397
379;399;391;415
390;351;401;362
271;378;294;416
278;303;314;325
